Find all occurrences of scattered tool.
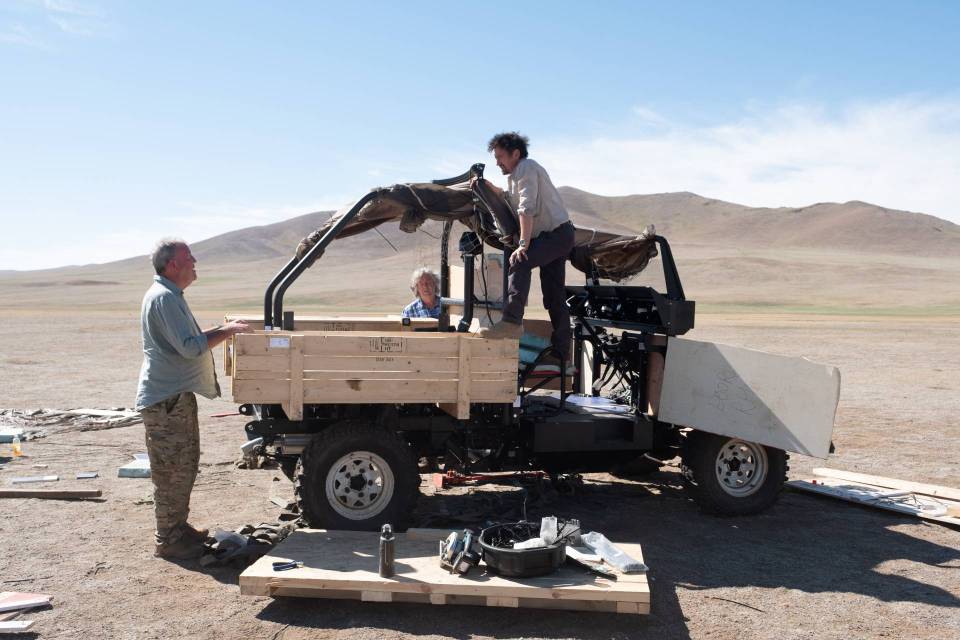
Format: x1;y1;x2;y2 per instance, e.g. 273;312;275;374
272;560;303;571
566;554;618;579
76;472;99;480
439;529;482;575
432;470;545;490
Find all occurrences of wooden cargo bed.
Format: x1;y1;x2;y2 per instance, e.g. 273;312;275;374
228;330;518;419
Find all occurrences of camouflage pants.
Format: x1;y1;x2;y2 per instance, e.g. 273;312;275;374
141;392;200;545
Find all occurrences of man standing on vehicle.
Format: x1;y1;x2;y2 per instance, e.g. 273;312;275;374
136;239;249;560
475;132;576;362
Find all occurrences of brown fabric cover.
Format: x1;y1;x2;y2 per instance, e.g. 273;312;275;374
296;182;658;281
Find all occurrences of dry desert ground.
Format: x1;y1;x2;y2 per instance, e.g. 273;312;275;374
0;241;958;640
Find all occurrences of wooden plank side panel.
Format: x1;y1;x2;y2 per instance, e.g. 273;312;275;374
235;333;461;357
225;315;438;332
234;379;458;404
284;335;304;420
468;337;519;359
236;355;462;374
455;335;472;419
234;378;517;405
232;332;517;407
233;356;514;379
223;334;233;377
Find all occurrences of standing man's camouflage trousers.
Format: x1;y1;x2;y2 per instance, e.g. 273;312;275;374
140;392;200;545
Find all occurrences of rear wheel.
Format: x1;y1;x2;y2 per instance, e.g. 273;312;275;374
294;422;420;530
681;431;787;515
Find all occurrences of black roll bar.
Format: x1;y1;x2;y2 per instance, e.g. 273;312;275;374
432;162;485;187
653;236;685;301
271;191;379;328
438;220;453;331
263;257;299;329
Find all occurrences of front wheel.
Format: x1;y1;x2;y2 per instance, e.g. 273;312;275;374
681;431;787;515
294;422;420;530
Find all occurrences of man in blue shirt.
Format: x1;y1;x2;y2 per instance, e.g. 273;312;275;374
401;267;441;318
136;239;249;560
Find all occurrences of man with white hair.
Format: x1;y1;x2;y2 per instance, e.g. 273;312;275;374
402;267;441;318
136;239;249;560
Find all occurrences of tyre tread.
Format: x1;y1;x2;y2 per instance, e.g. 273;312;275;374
294;421;420;530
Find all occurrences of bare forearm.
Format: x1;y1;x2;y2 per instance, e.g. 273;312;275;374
204;327;233;350
204;320;250;350
519;214;534;244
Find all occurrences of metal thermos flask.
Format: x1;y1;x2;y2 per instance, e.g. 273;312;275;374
379;523;395;577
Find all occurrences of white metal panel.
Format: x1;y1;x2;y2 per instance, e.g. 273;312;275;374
658;337;840;458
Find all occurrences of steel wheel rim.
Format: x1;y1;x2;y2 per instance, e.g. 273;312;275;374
325;451;395;520
715;439;768;497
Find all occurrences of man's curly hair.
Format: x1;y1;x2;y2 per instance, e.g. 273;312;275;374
487;131;529;159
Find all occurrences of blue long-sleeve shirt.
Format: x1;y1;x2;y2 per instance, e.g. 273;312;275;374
135;275;220;410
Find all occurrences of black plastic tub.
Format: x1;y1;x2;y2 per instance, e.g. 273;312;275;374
478;522;566;578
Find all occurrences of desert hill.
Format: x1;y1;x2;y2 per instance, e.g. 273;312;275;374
557;188;960;256
2;188;959;315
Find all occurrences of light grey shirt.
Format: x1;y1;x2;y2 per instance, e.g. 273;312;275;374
135;275;220;410
505;158;571;238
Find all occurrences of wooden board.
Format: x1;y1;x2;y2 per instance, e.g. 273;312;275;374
239;529;649;614
811;468;960;502
658;337;840;458
0;592;52;613
788;478;960;526
223;316;438;377
226;315;438;332
231;332;518;418
0;620;35;633
0;489;101;499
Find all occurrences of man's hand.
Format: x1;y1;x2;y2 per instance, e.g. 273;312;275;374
470;177;504;196
223;320;250;335
204;320;250;350
509;246;528;267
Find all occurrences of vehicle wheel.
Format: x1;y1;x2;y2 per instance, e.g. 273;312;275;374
294;422;420;530
681;431;787;515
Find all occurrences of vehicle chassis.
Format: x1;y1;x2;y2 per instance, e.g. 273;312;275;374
231;165;788;530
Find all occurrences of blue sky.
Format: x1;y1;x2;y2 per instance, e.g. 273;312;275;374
2;1;959;269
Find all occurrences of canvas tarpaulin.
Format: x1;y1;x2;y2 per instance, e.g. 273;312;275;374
296;181;658;281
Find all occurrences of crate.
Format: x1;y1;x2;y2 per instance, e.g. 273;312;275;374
230;331;518;419
223;315;437;375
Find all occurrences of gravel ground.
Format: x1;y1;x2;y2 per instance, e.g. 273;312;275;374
0;312;957;639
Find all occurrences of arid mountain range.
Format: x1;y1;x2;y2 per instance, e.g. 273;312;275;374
3;188;959;315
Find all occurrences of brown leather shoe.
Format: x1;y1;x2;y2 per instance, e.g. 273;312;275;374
476;321;523;340
180;522;210;542
155;536;204;560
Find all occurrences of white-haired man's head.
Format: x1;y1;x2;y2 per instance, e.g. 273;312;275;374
410;267;439;303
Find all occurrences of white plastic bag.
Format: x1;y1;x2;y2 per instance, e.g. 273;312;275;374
581;531;648;573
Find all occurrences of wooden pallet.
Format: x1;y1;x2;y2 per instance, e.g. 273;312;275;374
230;331;517;419
239;529;650;614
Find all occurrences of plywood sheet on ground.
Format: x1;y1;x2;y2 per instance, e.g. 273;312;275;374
239;529;649;614
788;478;960;526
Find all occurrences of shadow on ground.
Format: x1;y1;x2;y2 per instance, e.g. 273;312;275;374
254;470;960;640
